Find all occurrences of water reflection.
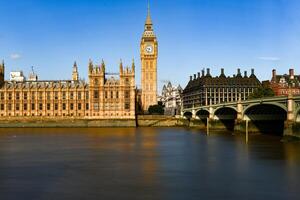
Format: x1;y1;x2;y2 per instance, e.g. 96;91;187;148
0;128;300;200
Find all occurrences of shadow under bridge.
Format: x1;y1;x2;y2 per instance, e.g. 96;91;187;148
244;104;287;135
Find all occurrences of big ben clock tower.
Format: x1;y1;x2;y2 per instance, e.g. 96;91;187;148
141;3;158;112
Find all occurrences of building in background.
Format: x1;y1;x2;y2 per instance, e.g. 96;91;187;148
10;71;26;82
159;82;183;116
182;68;261;109
0;60;135;119
269;69;300;96
28;67;39;82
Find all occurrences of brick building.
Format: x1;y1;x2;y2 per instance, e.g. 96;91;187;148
270;69;300;96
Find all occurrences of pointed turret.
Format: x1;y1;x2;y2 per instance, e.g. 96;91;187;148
88;59;93;73
143;1;155;37
131;59;135;73
0;60;4;86
72;61;79;81
119;59;123;74
145;2;152;27
101;59;106;73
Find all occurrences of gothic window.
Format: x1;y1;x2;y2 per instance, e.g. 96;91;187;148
47;92;51;100
39;92;43;100
24;104;27;111
39;103;43;111
23;92;28;100
94;90;99;99
86;103;89;110
94;79;99;85
16;104;20;111
125;91;130;98
116;92;119;99
8;104;12;111
62;103;66;110
125;103;130;110
55;103;58;110
0;92;3;100
94;103;99;111
70;92;74;100
55;92;59;100
16;92;20;100
31;92;35;100
85;91;89;100
70;103;74;110
31;103;35;110
8;92;12;100
111;91;114;99
62;92;66;100
47;103;51;110
78;103;82;110
78;92;82;100
125;78;130;85
0;104;4;110
105;91;108;99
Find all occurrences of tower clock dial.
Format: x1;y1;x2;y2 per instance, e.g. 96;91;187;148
145;45;153;54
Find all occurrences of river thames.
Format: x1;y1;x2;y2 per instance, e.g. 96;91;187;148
0;128;299;200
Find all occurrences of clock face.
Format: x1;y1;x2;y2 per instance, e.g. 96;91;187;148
145;45;153;54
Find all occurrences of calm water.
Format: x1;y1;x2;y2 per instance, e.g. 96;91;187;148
0;128;300;200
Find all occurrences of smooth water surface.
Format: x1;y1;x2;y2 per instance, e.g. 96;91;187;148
0;128;300;200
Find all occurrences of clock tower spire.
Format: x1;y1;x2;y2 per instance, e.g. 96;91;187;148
140;1;158;112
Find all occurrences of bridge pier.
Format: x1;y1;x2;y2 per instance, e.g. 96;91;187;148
237;101;243;121
192;109;196;119
209;107;214;120
287;94;295;122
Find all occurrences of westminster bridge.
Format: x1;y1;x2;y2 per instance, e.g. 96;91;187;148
182;95;300;136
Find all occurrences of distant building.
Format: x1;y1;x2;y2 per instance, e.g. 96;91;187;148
10;71;25;82
159;82;183;115
182;68;261;109
270;69;300;96
28;67;38;82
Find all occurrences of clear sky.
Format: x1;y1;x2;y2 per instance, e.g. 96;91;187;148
1;0;300;92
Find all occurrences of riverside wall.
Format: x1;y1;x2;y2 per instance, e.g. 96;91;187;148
0;116;299;139
0;118;136;128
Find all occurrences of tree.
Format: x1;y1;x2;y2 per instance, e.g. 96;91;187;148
248;87;275;99
148;104;164;115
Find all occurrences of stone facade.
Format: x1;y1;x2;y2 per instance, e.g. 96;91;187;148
270;69;300;96
159;82;183;115
182;68;261;109
0;60;135;119
141;5;158;111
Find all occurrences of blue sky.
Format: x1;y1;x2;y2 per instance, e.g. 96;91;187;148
1;0;300;92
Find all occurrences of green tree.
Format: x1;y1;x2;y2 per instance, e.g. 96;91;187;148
148;104;164;115
248;87;275;99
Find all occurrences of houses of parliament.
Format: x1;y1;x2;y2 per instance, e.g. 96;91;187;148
0;6;158;119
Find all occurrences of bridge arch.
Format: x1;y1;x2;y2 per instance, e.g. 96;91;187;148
214;107;238;131
183;111;193;119
214;106;238;116
243;102;287;115
243;103;287;135
195;109;210;118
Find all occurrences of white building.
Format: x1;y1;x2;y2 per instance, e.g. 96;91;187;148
159;82;183;116
10;71;26;82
